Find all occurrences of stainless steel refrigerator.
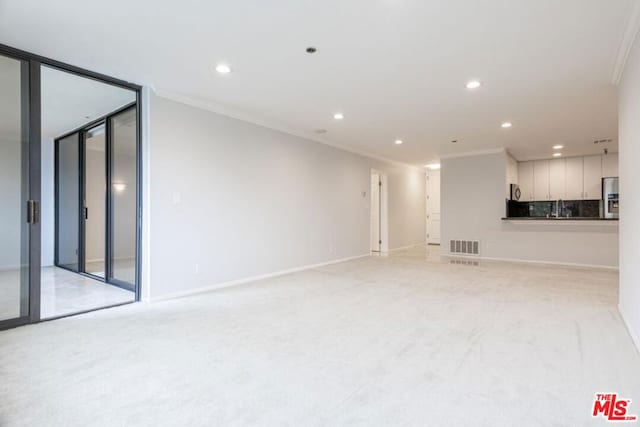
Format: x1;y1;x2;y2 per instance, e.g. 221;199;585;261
602;177;619;219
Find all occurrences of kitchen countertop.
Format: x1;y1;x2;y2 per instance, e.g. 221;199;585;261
501;217;618;221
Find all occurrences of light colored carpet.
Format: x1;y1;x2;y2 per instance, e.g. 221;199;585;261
0;246;638;426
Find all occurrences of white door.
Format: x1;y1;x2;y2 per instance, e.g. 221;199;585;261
583;155;602;200
426;170;440;244
370;173;380;251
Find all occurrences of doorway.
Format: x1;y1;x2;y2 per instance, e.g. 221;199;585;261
426;169;441;245
370;170;389;253
0;43;142;329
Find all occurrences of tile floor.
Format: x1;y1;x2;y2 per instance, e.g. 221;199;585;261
0;266;134;321
0;245;638;426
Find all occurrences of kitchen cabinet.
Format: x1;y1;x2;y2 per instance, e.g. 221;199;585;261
565;157;584;200
549;158;566;200
583;155;602;200
518;161;534;201
533;160;550;200
602;155;618;178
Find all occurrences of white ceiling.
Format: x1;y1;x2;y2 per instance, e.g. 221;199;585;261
41;66;135;140
1;0;637;164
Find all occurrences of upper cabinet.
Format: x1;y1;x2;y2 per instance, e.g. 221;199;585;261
602;154;619;177
517;161;534;201
565;157;583;200
583;155;602;200
533;160;550;200
549;158;566;200
514;154;617;201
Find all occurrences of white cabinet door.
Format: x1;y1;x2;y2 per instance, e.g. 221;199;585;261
549;158;566;200
518;161;534;201
565;157;584;200
533;160;550;200
602;155;618;178
583;155;602;200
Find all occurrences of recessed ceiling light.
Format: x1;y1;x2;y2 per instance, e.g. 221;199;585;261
553;145;564;150
501;122;512;128
426;163;441;170
466;80;481;89
333;113;344;120
215;64;232;74
553;152;562;157
394;139;403;145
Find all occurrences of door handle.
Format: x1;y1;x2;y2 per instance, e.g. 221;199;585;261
26;200;39;224
84;207;89;220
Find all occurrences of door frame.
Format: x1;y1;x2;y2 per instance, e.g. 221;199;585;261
54;104;137;292
370;169;389;253
426;169;441;245
0;42;142;330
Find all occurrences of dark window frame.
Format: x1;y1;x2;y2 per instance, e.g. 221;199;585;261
0;42;142;330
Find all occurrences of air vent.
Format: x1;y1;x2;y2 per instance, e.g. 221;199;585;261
449;239;480;256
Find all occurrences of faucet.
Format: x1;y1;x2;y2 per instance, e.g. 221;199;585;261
555;199;565;218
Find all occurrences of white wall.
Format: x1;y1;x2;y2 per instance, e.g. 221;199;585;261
618;33;640;351
441;151;618;268
147;93;425;299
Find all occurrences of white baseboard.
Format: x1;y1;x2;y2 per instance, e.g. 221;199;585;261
619;304;640;355
153;253;371;302
442;253;619;271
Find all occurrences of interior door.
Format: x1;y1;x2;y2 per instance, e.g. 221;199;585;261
56;132;81;272
0;53;37;328
83;124;106;278
426;170;441;244
370;173;381;252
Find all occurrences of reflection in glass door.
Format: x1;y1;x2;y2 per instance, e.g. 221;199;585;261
83;124;106;278
0;53;33;327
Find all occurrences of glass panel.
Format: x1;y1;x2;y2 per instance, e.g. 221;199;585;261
110;108;136;285
0;54;29;322
84;124;106;278
57;133;80;271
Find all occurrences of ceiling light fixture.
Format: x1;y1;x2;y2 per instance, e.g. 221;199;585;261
553;152;562;157
466;80;481;89
333;113;344;120
215;64;232;74
426;163;441;170
553;145;564;150
395;139;403;145
501;122;512;128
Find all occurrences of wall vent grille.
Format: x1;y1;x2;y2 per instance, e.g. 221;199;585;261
449;240;480;256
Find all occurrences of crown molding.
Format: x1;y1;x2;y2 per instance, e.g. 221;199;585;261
611;0;640;86
152;88;420;170
439;148;506;160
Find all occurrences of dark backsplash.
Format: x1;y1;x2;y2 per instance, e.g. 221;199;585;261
506;199;601;218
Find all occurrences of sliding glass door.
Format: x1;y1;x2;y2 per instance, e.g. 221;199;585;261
109;107;137;287
56;132;80;272
54;105;137;292
83;124;106;278
0;52;37;328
